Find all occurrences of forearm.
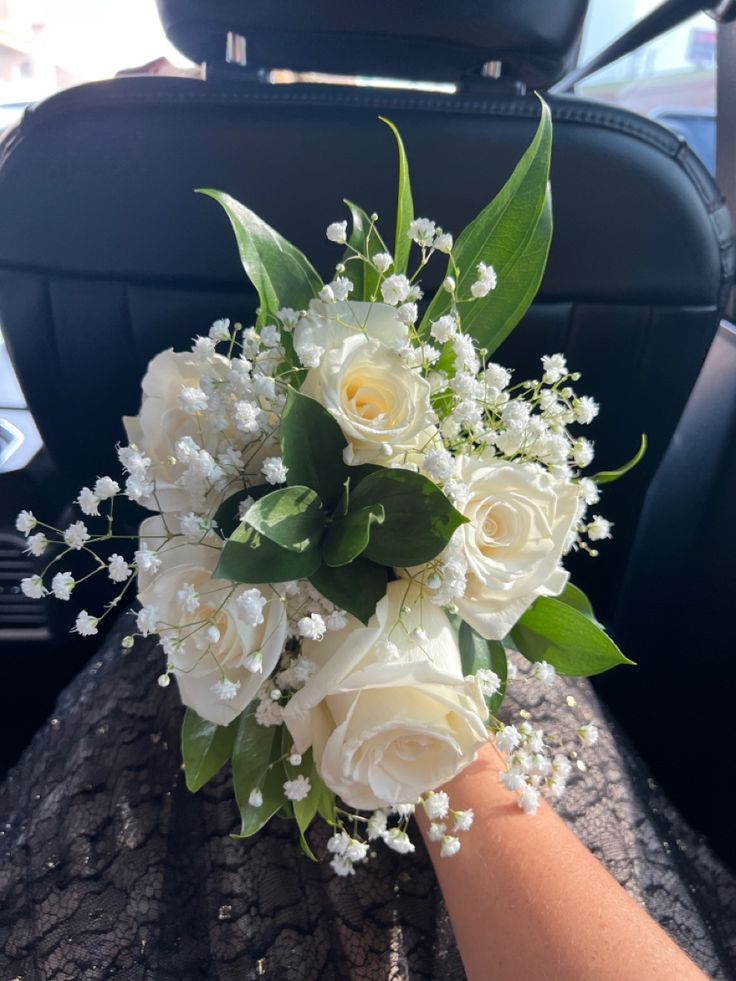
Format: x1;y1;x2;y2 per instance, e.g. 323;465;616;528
418;742;706;981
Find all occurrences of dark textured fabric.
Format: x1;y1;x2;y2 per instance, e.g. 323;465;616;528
1;616;734;980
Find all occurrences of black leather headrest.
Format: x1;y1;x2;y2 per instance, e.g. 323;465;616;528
156;0;589;87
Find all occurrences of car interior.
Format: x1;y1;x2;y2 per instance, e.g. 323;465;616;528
1;0;735;878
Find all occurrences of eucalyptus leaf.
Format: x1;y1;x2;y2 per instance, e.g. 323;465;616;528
231;709;285;838
322;503;385;567
458;621;508;717
244;485;325;552
197;189;322;323
510;596;635;677
281;388;350;508
351;468;467;567
419;96;552;354
591;434;648;485
215;522;321;584
180;709;238;793
380;117;414;276
309;557;387;625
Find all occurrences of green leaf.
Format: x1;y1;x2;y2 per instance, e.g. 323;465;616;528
322;503;385;567
558;583;600;625
591;434;648;485
510;596;635;677
309;556;388;625
215;522;322;584
231;709;285;837
350;468;467;567
197;189;322;323
342;200;390;302
419;96;553;354
280;388;350;508
244;485;325;552
283;741;335;859
180;709;238;793
380;117;414;276
458;622;508;717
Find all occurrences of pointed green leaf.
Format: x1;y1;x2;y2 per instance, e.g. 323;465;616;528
322;503;385;567
180;709;238;792
231;709;285;837
380;117;415;275
281;388;350;508
244;485;325;552
342;200;390;301
419;96;552;353
213;485;269;538
350;468;467;567
591;434;648;485
215;522;322;583
309;556;388;625
558;583;600;625
458;621;508;717
510;596;635;677
197;189;322;322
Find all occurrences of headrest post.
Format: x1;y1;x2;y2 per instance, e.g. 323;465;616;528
226;31;247;67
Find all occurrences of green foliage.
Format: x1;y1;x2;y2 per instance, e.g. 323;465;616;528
458;621;508;717
283;736;336;860
380;117;415;276
558;583;600;624
510;596;635;677
180;709;238;792
309;558;388;625
419;96;553;354
231;708;286;838
592;434;648;485
280;388;349;508
341;199;389;301
323;504;385;567
215;521;322;584
350;468;468;567
196;189;322;324
244;485;325;552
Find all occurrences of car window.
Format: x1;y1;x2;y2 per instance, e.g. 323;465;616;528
576;0;716;174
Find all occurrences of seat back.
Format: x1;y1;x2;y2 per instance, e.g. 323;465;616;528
0;2;732;622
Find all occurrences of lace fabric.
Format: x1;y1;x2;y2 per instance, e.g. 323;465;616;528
1;617;734;980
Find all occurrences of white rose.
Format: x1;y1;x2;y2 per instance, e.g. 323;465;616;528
283;581;488;810
138;515;287;725
293;299;407;365
123;350;227;512
300;334;437;466
452;456;580;640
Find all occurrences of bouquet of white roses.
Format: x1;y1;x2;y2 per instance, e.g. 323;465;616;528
17;98;644;874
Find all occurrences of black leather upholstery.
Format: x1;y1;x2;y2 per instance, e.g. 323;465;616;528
0;77;732;623
156;0;589;87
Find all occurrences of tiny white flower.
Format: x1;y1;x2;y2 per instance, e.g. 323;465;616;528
255;698;283;726
372;252;393;273
233;400;263;434
383;828;415;855
108;554;132;583
440;835;461;858
484;363;512;390
298;613;326;641
392;803;416;817
397;302;418;325
427;822;446;843
94;476;120;499
25;532;48;557
206;624;221;645
579;478;600;507
51;571;75;600
277;307;299;328
533;661;557;687
442;275;456;292
327;831;350;854
213;678;241;701
209;317;231;342
242;650;262;674
296;342;324;368
587;515;612;541
236;588;267;627
380;274;411;306
176;582;200;614
476;668;501;698
573;438;594;469
136;604;159;637
77;487;100;517
575;396;599;425
326;220;348;244
367;810;388;840
470;262;497;298
248;788;263;808
500;771;526;792
134;545;161;574
495;724;521;754
292;657;317;684
541;353;567;385
433;231;453;253
408;217;436;247
424;791;449;821
21;575;46;599
319;284;335;303
63;521;90;551
260;324;281;348
429;314;458;344
325;610;348;631
283;775;311;801
15;510;36;535
330;854;355;877
330;277;354;303
345;839;369;863
74;610;98;637
453;809;474;833
178;386;209;413
288;752;302;767
191;336;216;360
578;724;599;747
261;456;288;485
518;786;541;815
